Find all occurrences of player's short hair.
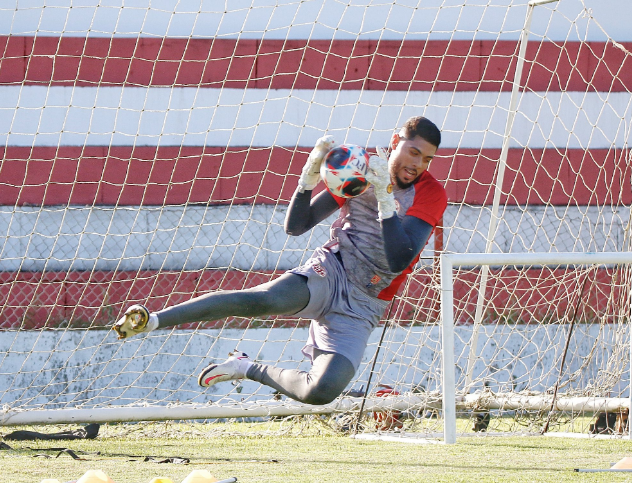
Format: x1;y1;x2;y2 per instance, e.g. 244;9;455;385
401;116;441;148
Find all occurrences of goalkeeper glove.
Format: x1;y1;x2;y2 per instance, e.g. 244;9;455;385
113;304;158;339
297;135;337;192
366;146;396;220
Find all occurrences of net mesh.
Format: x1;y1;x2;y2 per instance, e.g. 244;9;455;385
0;0;631;436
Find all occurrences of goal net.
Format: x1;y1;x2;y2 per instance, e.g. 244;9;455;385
1;0;631;438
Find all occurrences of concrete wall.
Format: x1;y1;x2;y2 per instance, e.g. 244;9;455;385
0;323;627;410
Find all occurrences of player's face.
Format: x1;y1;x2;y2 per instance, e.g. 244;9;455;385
388;133;437;189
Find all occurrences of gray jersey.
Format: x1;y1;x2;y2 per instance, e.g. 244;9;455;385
330;170;447;299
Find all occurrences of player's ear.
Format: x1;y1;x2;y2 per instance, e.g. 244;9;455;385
390;133;400;151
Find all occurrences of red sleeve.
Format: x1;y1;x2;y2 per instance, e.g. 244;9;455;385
406;171;447;227
377;173;446;301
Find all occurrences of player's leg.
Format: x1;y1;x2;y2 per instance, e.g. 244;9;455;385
196;248;378;404
113;273;310;339
155;272;310;328
199;348;356;405
248;349;356;405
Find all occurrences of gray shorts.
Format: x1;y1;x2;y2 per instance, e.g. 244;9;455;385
288;246;389;371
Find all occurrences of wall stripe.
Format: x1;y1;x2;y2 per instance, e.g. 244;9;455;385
2;38;630;92
2;0;629;42
0;146;628;206
0;267;621;330
1;204;626;273
0;87;629;149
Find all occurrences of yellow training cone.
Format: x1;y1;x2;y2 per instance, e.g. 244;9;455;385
612;457;632;469
180;470;219;483
76;470;116;483
148;478;175;483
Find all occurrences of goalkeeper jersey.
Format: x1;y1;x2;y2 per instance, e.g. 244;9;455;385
328;170;447;301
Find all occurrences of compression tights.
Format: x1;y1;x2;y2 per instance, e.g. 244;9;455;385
246;348;356;406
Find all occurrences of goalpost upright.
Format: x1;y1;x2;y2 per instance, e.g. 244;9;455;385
465;0;560;393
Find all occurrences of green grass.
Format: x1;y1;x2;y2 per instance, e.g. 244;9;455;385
1;421;632;483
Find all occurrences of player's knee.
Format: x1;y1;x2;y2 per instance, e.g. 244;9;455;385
301;391;337;406
300;381;341;406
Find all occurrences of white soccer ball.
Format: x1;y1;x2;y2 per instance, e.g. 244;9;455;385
320;144;370;198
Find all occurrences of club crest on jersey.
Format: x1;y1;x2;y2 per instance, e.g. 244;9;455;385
312;263;327;277
367;275;381;287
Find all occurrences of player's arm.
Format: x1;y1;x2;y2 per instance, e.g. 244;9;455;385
381;215;433;272
285;189;340;236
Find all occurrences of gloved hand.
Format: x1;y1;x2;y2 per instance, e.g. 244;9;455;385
366;146;396;220
113;305;158;339
297;135;337;192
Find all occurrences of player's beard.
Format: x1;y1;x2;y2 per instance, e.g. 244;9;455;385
394;176;416;190
390;165;416;190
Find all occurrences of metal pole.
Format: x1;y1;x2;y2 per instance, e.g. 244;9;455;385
440;254;456;444
464;0;560;390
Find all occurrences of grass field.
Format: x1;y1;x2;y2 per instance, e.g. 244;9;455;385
1;420;632;483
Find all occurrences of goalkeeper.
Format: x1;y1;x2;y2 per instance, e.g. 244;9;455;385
114;116;447;406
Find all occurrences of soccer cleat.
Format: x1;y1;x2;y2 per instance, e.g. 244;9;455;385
198;351;251;387
113;304;151;339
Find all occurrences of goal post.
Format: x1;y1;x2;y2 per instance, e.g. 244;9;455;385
1;393;441;427
441;251;632;444
466;0;545;394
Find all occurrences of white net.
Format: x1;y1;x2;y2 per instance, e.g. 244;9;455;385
1;0;631;436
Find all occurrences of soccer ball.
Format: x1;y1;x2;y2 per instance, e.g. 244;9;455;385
320;144;370;198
